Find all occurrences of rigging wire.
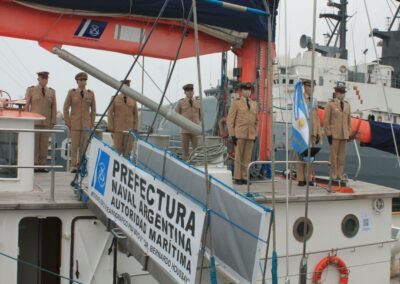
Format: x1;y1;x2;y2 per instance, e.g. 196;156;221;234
136;58;173;104
0;38;35;83
363;0;400;168
0;49;32;88
144;7;193;140
71;0;172;186
299;0;318;283
386;0;395;16
0;250;82;284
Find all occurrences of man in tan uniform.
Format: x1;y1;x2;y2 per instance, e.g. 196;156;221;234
227;82;258;185
63;72;96;173
324;81;351;180
25;71;57;172
108;79;138;156
175;83;201;161
296;79;322;186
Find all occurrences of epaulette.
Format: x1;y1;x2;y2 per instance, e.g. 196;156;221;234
234;97;241;100
178;98;185;101
195;96;200;100
71;88;76;92
87;89;93;93
28;85;34;88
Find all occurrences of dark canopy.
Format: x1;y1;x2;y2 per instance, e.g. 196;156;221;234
361;120;400;156
21;0;279;40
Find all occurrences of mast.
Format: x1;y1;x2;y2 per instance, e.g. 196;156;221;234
372;1;400;88
301;0;348;59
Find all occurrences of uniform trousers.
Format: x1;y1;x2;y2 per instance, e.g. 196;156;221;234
70;130;89;169
34;125;49;165
113;132;133;156
234;138;254;180
296;137;317;182
330;139;347;179
181;133;198;161
296;154;314;182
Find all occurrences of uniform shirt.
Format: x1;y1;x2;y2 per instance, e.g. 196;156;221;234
108;93;138;132
227;96;258;140
323;98;351;140
25;85;57;127
304;95;322;141
63;88;96;131
175;97;201;134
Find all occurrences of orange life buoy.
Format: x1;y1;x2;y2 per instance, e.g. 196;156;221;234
312;255;349;284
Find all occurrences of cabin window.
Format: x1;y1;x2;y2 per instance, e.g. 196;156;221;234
0;132;18;178
293;217;313;242
341;214;359;238
17;217;62;284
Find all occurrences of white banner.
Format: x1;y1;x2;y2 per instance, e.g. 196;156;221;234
88;138;206;284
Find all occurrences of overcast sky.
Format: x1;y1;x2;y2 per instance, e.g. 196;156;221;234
0;0;397;114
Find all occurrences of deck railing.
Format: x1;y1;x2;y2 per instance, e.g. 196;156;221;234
0;126;70;200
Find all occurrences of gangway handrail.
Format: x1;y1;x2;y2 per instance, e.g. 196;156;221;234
246;160;331;194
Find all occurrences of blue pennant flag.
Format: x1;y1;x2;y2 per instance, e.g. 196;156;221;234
292;80;310;155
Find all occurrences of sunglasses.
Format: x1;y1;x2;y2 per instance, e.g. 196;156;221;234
77;79;87;81
185;88;194;91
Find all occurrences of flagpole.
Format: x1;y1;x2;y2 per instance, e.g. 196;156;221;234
298;0;318;283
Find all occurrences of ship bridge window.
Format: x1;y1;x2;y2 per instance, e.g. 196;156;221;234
0;132;18;178
341;214;359;238
293;217;313;242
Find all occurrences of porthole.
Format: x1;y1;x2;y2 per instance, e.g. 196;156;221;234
342;214;359;238
293;217;313;242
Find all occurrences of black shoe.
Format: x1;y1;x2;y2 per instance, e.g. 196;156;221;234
71;169;77;173
34;169;40;173
41;169;49;173
308;181;315;186
234;179;243;185
298;181;306;186
241;179;251;185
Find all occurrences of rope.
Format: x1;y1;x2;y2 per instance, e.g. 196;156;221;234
282;0;291;280
363;0;400;168
0;250;82;284
187;143;227;165
190;0;216;282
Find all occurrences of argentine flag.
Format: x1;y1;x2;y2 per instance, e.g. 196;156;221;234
292;80;310;155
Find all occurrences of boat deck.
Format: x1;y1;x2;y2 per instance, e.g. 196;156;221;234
233;174;400;204
1;171;399;210
0;172;86;210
